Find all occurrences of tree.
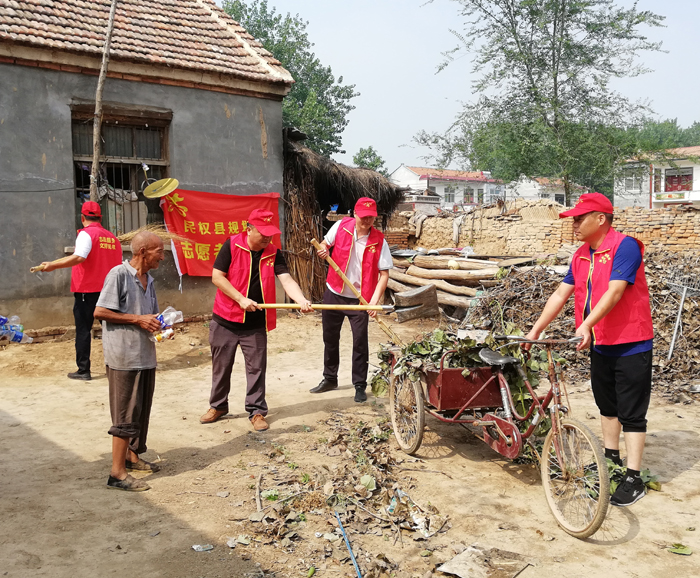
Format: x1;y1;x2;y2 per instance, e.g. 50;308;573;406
632;119;700;150
353;146;389;177
224;0;359;157
416;0;664;202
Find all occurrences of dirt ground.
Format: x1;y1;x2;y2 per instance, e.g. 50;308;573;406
1;313;699;578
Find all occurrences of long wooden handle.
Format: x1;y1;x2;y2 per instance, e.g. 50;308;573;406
30;265;46;273
311;238;364;302
311;237;405;346
258;303;391;311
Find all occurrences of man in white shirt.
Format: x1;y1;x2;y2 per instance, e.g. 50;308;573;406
39;201;122;380
311;197;391;402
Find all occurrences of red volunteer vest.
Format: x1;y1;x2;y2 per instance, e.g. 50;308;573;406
212;233;278;331
571;228;653;346
71;222;122;293
326;217;384;302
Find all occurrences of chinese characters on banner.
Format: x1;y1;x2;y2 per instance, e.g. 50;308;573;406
160;189;281;276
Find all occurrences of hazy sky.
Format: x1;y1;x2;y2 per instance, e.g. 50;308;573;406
223;0;700;174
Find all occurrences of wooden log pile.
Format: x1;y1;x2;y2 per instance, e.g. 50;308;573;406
387;253;536;312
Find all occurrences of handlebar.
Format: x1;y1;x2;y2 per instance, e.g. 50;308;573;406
494;335;583;345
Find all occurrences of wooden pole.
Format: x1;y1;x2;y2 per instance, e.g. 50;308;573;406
89;0;120;202
389;269;478;297
406;265;499;282
311;238;404;346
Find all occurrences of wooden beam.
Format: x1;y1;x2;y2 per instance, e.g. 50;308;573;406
389;269;478;297
406;265;499;282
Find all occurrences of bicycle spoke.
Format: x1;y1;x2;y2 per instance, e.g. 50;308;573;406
542;419;608;537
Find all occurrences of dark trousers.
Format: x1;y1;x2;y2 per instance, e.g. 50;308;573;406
73;292;100;374
590;349;653;433
209;319;268;418
322;287;369;387
107;366;157;455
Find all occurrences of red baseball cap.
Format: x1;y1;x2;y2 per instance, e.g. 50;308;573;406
559;192;613;218
81;201;102;218
354;197;378;218
248;209;280;236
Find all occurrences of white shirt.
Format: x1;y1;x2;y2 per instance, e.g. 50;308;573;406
324;220;392;298
73;230;92;259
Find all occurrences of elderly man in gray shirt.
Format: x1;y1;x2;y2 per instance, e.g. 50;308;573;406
94;231;164;492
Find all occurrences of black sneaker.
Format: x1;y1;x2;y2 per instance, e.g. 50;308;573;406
354;385;367;403
610;474;646;507
67;371;92;381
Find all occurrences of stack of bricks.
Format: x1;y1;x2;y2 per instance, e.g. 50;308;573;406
384;230;411;249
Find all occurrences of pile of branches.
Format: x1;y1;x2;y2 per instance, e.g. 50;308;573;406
465;252;700;398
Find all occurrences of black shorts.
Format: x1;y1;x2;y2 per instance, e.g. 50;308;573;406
590;349;652;433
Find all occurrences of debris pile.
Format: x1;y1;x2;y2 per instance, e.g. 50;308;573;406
0;314;33;344
232;411;451;577
465;251;700;398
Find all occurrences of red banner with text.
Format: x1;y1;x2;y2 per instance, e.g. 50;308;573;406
161;189;281;276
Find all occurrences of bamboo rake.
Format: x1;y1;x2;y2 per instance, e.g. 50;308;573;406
311;238;404;346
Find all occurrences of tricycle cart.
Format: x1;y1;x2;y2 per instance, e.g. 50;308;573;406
388;336;609;539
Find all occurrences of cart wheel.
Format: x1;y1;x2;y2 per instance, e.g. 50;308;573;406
389;374;425;455
541;417;609;539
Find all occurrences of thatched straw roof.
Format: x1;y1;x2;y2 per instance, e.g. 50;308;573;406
281;131;407;302
284;137;406;216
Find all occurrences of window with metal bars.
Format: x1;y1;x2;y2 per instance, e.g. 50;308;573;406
71;115;170;236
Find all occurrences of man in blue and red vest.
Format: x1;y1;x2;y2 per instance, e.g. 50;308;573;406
200;209;312;431
40;201;122;380
525;192;654;508
311;197;392;402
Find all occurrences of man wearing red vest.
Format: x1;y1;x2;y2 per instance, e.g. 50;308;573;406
311;197;392;402
200;209;312;431
39;201;122;380
525;193;654;508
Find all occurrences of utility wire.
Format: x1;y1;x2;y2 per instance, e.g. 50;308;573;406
0;187;75;193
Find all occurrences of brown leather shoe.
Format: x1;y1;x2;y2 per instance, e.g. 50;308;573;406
251;414;269;431
200;408;227;424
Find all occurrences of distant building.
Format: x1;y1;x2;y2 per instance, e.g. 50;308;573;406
507;177;584;207
616;146;700;208
389;165;503;209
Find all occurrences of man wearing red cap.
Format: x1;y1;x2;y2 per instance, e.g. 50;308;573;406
200;209;312;431
525;192;654;507
311;197;392;402
39;201;122;380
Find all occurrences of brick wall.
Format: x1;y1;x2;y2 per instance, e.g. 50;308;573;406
398;201;700;255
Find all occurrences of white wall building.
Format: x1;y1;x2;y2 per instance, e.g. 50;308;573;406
615;146;700;209
507;177;583;206
389;165;503;209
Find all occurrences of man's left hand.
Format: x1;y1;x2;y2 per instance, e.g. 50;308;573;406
575;324;592;351
299;300;313;313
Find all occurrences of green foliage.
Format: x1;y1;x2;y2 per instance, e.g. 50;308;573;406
353;146;389;177
668;543;692;556
378;326;549;432
223;0;359;157
608;460;661;494
261;488;279;501
417;0;665;202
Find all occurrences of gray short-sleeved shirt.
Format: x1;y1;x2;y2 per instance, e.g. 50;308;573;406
97;260;159;370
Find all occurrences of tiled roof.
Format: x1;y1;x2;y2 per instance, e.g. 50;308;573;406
405;166;500;184
666;145;700;158
0;0;293;85
532;177;586;190
406;166;485;179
